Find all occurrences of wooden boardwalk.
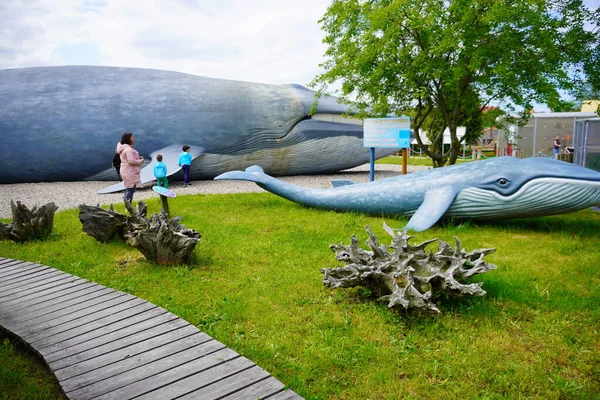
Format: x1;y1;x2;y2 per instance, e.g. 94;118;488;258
0;257;302;400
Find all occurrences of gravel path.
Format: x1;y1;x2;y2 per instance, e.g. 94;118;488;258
0;164;430;219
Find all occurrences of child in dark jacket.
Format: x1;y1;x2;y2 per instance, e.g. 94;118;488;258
112;151;122;181
178;145;192;187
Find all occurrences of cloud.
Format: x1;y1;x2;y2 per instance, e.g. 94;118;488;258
7;0;593;87
0;0;330;85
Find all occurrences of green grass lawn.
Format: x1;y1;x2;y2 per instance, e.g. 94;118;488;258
377;155;474;167
0;331;67;400
1;194;599;399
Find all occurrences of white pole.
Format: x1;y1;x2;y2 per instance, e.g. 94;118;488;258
533;117;537;157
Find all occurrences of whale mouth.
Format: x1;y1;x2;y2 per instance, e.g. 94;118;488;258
285;113;363;140
223;113;364;155
447;178;600;219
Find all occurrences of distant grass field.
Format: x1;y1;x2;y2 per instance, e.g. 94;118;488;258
0;193;599;399
377;155;474;166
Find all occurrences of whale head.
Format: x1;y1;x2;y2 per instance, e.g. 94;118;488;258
446;157;600;219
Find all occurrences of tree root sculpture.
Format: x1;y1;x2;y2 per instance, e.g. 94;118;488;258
124;211;201;266
78;201;200;265
0;201;58;242
322;222;497;313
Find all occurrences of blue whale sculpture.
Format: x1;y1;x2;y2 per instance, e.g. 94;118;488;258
215;157;600;231
0;66;396;191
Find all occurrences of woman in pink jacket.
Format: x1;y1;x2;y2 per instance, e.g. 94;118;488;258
116;132;144;203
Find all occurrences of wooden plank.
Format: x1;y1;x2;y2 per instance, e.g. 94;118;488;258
66;336;222;399
177;366;272;400
6;291;129;330
44;311;180;363
0;263;47;280
0;260;46;276
0;266;58;287
24;297;149;344
0;280;94;315
93;349;247;400
6;285;119;319
0;279;88;321
0;271;79;297
0;273;82;299
49;318;190;371
265;390;305;400
219;376;285;400
10;295;136;340
8;285;110;315
0;257;16;266
0;269;78;293
61;331;213;394
0;258;40;270
0;259;34;269
33;303;160;350
53;324;200;381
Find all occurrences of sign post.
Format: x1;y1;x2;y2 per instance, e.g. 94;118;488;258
363;117;411;181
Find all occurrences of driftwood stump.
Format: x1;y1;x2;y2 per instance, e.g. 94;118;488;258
0;201;58;242
78;200;200;265
78;201;148;243
125;210;201;266
78;204;128;242
322;223;497;313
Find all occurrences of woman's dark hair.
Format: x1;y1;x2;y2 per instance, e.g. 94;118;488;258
120;132;133;145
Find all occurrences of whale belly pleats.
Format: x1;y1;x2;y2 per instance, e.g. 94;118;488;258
447;179;600;219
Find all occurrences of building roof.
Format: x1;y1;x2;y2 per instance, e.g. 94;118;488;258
530;111;598;118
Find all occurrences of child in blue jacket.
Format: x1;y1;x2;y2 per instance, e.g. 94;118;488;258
154;154;168;188
178;145;192;187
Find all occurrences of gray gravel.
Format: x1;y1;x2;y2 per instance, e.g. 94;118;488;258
0;163;430;219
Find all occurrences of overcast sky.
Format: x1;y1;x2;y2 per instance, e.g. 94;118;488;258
1;0;599;91
0;0;331;86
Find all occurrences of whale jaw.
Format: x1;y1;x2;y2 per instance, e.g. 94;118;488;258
446;178;600;220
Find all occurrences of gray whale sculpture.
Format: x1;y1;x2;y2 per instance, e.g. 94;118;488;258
215;157;600;231
0;66;396;191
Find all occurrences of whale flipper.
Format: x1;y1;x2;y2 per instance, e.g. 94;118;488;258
97;145;203;194
331;179;356;188
403;187;457;232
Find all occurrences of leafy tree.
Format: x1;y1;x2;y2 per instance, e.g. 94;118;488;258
311;0;599;167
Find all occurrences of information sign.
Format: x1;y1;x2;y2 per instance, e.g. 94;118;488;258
364;117;411;148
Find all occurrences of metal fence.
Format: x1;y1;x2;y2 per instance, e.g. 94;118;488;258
574;120;600;172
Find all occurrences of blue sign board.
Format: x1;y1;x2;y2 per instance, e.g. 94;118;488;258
363;117;411;148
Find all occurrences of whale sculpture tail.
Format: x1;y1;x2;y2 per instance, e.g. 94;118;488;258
215;165;270;184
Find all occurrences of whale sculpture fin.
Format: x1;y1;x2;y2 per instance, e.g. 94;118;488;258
245;165;265;174
331;179;356;188
403;187;457;232
97;145;204;194
214;165;268;184
97;181;126;194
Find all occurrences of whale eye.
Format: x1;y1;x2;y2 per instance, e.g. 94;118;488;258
497;178;509;185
